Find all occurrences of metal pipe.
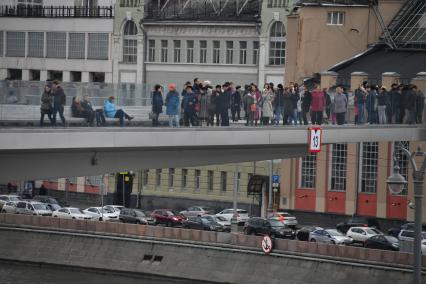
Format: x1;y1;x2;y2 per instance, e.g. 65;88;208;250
267;160;273;213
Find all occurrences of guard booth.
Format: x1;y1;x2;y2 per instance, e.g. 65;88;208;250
115;172;134;208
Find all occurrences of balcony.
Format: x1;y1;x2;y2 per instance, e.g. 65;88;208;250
0;5;114;18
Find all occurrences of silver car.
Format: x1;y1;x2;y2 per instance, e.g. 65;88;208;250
15;201;52;216
310;229;353;245
0;195;21;208
180;206;212;217
1;201;17;214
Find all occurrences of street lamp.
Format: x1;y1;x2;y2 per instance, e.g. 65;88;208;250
386;145;426;284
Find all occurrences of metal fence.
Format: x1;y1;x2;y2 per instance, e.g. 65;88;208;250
0;5;114;18
0;81;154;107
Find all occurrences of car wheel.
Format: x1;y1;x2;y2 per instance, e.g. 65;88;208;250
72;217;76;220
331;240;336;245
1;210;6;213
136;220;141;225
54;215;57;218
99;217;103;221
310;238;316;242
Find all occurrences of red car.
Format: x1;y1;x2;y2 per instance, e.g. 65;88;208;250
151;209;186;227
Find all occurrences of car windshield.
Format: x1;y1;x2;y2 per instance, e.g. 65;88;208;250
102;208;114;213
9;196;21;202
134;210;146;217
384;236;398;243
33;203;48;210
167;210;180;216
70;208;83;214
326;230;343;236
216;216;227;222
366;229;380;234
269;220;284;227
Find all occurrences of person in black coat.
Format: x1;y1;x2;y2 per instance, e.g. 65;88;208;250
301;88;311;125
151;84;164;126
51;80;67;126
414;85;424;124
230;86;242;122
403;85;417;124
181;85;198;127
217;83;231;126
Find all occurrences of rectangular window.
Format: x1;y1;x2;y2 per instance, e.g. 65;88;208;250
161;40;168;63
269;40;285;65
148;40;155;62
88;33;109;59
226;41;233;64
143;169;149;186
123;39;137;63
195;169;201;190
253;41;259;64
89;72;105;83
207;170;214;191
239;41;247;64
330;144;347;191
327;11;345;26
70;71;82;82
6;32;25;57
300;153;317;188
199;40;207;64
236;172;241;192
168;168;175;188
360;142;378;193
220;171;227;192
68;33;85;59
46;32;66;58
156;169;162;187
28;32;44;58
173;40;181;63
393;141;409;195
181;169;188;189
0;32;3;56
186;40;194;63
212;40;220;64
30;69;40;81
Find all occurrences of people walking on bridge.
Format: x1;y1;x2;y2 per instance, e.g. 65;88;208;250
333;86;347;125
377;86;388;124
261;83;274;125
414;85;424;124
165;84;180;128
182;85;198;127
244;86;256;126
366;85;378;124
389;83;401;124
273;84;285;126
104;96;133;127
208;85;220;126
198;83;210;126
310;84;325;125
218;83;231;126
230;85;242;122
301;86;311;125
40;85;54;127
51;80;67;127
403;84;417;124
151;85;164;127
354;82;367;124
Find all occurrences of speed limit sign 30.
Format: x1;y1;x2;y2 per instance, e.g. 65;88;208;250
308;127;322;153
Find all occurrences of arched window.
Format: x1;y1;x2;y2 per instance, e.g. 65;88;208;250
269;21;286;66
123;20;138;63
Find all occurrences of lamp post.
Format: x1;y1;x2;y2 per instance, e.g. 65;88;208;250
386;145;426;284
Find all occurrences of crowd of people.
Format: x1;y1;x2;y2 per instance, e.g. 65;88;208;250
38;78;424;127
150;78;425;127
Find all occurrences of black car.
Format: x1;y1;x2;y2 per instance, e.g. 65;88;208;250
388;223;426;238
182;216;222;231
119;208;155;225
336;217;380;234
365;235;399;251
243;217;295;239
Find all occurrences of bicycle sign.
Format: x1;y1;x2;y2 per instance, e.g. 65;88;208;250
261;235;273;255
308;127;322;153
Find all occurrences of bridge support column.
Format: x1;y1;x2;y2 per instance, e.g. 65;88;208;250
381;72;400;89
350;72;368;91
345;143;358;215
320;71;337;89
376;142;390;218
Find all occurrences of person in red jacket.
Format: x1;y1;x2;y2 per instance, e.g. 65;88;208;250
310;84;325;125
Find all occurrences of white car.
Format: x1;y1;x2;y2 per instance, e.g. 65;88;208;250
180;206;212;217
215;209;249;224
0;195;21;208
268;211;298;227
398;230;426;242
346;227;381;244
1;201;17;214
83;207;119;221
53;207;92;220
309;229;353;245
103;205;124;216
15;201;52;216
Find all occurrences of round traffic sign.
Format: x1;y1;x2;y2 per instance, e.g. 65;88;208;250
261;235;273;255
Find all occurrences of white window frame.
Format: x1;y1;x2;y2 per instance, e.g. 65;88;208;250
199;40;207;64
226;41;233;64
7;31;26;57
155;169;162;187
207;170;214;191
168;168;175;188
392;141;409;195
148;39;155;62
253;41;259;65
327;11;345;26
186;40;194;63
160;40;168;63
173;40;181;63
123;21;138;64
220;171;227;192
194;169;201;191
28;32;44;58
359;142;378;194
212;40;220;64
68;33;85;59
300;153;317;188
239;41;247;64
181;168;188;189
329;144;347;192
269;21;286;66
143;169;149;186
87;33;109;60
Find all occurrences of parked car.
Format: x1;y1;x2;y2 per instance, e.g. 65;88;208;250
397;230;426;241
309;229;352;245
0;195;22;209
179;206;213;217
388;223;426;238
182;216;223;231
336;217;380;234
119;208;155;225
15;201;52;216
268;211;298;228
243;217;295;239
33;195;60;205
53;207;92;220
103;205;124;216
346;227;381;244
83;207;119;221
151;209;186;227
296;226;323;241
1;201;17;214
364;235;399;251
215;209;249;224
204;215;231;232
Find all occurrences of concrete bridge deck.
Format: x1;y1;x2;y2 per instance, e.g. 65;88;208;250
0;125;424;182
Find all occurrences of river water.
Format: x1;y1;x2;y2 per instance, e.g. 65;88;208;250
0;261;209;284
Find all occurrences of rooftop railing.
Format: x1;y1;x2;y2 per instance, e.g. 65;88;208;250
0;5;114;18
